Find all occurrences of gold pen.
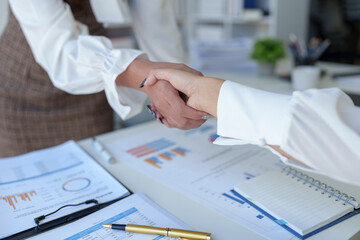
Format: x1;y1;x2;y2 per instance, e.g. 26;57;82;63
102;224;211;240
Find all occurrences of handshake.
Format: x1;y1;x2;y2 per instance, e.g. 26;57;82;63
137;62;302;167
142;68;224;130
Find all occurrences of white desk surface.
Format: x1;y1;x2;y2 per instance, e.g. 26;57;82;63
78;120;360;240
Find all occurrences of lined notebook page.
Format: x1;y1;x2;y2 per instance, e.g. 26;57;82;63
234;170;354;235
297;171;360;208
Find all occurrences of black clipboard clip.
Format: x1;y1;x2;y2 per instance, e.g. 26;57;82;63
34;199;99;231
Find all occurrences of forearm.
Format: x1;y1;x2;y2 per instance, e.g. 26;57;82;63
115;58;150;93
10;0;144;95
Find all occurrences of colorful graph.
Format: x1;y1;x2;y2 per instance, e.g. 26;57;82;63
144;147;190;168
1;190;37;210
158;151;176;161
62;177;91;192
209;133;219;143
127;138;175;158
170;147;189;156
145;157;163;168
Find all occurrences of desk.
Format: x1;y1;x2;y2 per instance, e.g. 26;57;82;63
206;61;360;95
78;120;360;240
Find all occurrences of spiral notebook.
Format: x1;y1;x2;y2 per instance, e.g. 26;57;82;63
233;167;360;239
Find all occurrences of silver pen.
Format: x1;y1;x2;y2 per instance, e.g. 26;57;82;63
92;137;116;164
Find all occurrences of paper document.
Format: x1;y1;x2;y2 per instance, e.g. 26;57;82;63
0;141;129;238
30;193;189;240
106;120;294;239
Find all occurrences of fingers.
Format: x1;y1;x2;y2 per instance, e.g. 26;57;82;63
146;105;157;119
142;63;207;130
150;102;205;130
146;81;208;130
145;69;199;98
163;115;205;130
159;96;207;130
149;98;207;129
167;91;207;120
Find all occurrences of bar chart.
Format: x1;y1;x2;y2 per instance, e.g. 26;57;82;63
126;138;175;158
1;190;37;210
144;147;190;169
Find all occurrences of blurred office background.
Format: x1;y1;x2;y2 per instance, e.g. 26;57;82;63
3;0;359;68
0;0;309;63
1;0;359;125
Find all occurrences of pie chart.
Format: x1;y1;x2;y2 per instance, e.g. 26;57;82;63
62;177;91;192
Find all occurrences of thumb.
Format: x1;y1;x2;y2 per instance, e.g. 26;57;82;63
145;68;198;97
145;68;173;87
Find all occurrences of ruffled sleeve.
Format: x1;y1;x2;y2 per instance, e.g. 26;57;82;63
9;0;147;119
216;80;360;184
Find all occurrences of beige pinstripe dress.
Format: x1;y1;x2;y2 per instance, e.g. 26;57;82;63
0;0;114;157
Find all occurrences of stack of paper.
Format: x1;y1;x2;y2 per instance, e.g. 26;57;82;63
188;38;258;73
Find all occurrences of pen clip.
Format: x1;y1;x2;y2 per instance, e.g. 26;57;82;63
34;199;99;231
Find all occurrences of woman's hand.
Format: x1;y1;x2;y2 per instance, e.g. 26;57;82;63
145;68;224;117
116;58;208;130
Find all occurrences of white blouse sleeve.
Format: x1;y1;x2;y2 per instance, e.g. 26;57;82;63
215;80;360;185
281;88;360;184
9;0;147;120
216;81;291;145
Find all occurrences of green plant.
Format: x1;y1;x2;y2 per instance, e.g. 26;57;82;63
251;38;285;64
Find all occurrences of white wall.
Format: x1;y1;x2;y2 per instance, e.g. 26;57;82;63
270;0;310;42
0;1;9;37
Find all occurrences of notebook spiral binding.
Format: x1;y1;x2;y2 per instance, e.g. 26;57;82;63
282;166;357;206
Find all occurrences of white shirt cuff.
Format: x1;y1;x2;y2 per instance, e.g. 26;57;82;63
102;52;148;120
217;80;291;145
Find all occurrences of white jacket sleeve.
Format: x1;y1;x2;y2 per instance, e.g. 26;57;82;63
9;0;147;120
215;80;360;185
129;0;184;63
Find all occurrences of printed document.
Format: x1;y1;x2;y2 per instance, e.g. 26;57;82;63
106;120;294;239
0;141;129;238
29;193;189;240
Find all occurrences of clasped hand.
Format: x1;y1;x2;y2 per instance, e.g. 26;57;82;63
145;68;225;120
117;58;222;130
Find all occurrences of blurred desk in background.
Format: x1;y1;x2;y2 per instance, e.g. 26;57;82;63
205;61;360;105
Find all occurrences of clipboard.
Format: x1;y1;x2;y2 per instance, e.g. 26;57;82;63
3;197;126;240
0;141;131;240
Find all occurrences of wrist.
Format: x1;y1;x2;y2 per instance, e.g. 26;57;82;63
198;77;224;117
115;58;154;92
